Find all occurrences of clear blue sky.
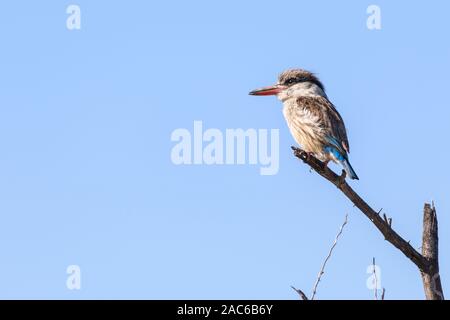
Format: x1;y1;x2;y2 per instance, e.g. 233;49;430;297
0;1;449;299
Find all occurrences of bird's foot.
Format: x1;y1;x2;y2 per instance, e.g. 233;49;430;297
291;146;310;162
321;160;330;169
303;151;315;161
337;170;347;187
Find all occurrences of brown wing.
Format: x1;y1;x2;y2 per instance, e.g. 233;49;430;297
296;96;350;153
325;98;350;153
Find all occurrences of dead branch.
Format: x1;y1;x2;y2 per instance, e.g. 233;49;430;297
311;214;348;300
292;146;444;300
421;203;444;300
372;257;378;300
290;286;308;300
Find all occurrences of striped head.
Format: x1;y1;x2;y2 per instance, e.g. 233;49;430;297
249;69;327;101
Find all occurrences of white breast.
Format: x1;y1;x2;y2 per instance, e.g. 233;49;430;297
282;99;325;156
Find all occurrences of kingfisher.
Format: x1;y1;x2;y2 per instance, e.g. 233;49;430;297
249;69;359;180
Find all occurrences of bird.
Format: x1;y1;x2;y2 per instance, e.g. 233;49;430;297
249;69;359;180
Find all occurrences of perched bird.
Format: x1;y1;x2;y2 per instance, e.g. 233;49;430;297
249;69;359;180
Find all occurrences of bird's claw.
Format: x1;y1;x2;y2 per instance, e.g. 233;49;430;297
321;160;329;170
337;170;347;187
292;147;309;162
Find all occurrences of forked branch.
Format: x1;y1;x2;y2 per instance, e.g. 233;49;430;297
291;146;444;300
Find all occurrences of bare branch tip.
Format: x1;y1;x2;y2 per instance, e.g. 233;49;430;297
291;286;308;300
310;213;349;300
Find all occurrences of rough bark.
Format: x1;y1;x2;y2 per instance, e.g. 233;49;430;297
421;203;444;300
292;147;444;300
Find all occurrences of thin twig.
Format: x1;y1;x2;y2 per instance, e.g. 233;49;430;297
310;214;348;300
383;213;389;226
291;147;444;299
381;288;386;300
373;257;378;300
290;286;308;300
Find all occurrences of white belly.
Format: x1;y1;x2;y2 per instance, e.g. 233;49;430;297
282;102;326;158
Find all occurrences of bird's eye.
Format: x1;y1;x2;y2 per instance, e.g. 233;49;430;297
286;78;297;85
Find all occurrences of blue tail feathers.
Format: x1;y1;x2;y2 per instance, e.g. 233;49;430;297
340;158;359;180
324;145;359;180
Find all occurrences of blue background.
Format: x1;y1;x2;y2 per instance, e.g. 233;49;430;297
0;1;449;299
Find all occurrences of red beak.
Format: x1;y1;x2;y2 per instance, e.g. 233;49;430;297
249;84;286;96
